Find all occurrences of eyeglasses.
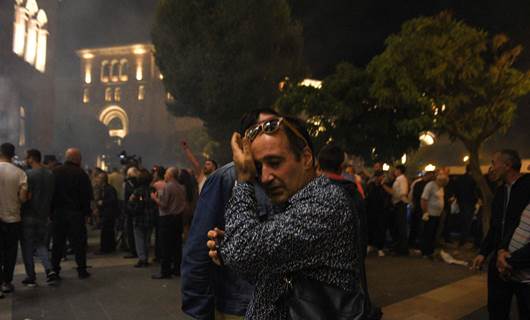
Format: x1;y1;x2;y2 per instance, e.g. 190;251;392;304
244;117;309;147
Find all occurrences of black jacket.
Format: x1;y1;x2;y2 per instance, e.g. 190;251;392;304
52;161;93;217
479;174;530;258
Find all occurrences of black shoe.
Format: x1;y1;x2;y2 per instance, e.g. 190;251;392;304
1;283;14;293
151;273;172;280
78;270;91;279
46;271;60;286
123;254;138;259
21;278;37;288
134;260;148;268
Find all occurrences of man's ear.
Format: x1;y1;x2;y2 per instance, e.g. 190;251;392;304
302;146;314;170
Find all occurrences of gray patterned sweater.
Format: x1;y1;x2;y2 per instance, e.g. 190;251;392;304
220;176;360;319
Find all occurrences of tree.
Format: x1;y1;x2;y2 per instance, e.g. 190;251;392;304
368;12;530;232
152;0;304;163
275;63;420;163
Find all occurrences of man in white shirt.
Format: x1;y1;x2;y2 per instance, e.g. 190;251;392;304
383;165;409;255
0;143;28;296
420;173;449;257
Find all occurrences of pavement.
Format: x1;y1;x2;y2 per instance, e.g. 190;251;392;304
0;230;490;320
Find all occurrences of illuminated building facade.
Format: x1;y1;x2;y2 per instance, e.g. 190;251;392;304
76;43;189;166
0;0;57;149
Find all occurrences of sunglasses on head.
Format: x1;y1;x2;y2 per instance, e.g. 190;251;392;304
244;117;309;147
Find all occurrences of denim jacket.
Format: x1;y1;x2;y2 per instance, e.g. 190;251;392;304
181;162;272;319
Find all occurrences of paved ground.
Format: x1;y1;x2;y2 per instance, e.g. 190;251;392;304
0;230;488;320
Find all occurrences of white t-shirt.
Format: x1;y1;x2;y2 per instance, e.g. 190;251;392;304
0;162;27;223
392;174;409;204
421;181;445;217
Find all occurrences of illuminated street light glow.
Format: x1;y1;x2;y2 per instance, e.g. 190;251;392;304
419;131;436;146
300;78;322;89
425;164;436;172
401;153;407;164
463;155;470;162
382;163;390;171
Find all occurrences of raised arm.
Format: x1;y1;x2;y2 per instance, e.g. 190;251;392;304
180;141;202;178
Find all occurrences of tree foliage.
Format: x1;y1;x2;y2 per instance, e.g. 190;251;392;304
367;12;530;231
152;0;304;162
275;63;420;162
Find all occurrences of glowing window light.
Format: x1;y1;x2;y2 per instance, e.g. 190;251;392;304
136;62;143;81
424;164;436;172
119;59;129;82
110;60;119;82
101;61;110;83
138;85;145;101
83;88;90;103
382;163;390;172
13;5;27;56
84;61;92;84
105;88;112;102
114;87;121;102
24;18;39;65
35;28;48;73
401;153;407;164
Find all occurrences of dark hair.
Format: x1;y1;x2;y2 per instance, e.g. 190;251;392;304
43;154;57;165
318;144;344;174
152;165;166;181
0;143;15;159
178;169;196;203
26;149;42;163
395;164;407;174
205;159;218;170
138;168;152;186
239;108;280;134
282;116;315;165
500;149;522;171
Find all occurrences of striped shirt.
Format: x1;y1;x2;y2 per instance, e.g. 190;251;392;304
509;203;530;283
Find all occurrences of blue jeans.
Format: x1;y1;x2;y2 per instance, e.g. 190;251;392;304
133;225;152;261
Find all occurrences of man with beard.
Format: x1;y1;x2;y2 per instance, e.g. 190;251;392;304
181;141;218;193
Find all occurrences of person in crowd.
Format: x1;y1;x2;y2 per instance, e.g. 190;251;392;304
180;141;218;193
95;172;119;255
383;165;409;255
177;168;198;240
123;166;140;259
51;148;93;279
455;166;479;247
43;155;60;170
408;170;435;249
343;163;366;199
207;116;365;319
108;167;125;207
366;171;391;257
181;109;276;319
151;165;166;263
151;167;186;279
420;172;449;257
317;144;381;319
20;149;58;287
471;149;530;318
0;143;28;296
128;169;156;267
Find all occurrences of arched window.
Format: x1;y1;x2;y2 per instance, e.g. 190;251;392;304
14;1;49;72
138;85;145;101
119;59;129;82
114;87;121;102
101;60;110;83
110;60;119;82
83;88;90;103
105;88;112;101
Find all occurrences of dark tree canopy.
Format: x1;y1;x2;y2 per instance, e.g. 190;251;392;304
276;63;420;162
152;0;304;162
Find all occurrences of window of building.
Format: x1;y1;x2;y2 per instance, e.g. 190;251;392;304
110;60;119;82
138;85;145;101
105;88;112;101
101;60;110;83
19;106;26;146
119;59;129;82
83;88;90;103
136;57;143;81
114;87;121;102
13;1;49;73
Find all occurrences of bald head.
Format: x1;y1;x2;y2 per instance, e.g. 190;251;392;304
164;166;179;182
65;148;82;165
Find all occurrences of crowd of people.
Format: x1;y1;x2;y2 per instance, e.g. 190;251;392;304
0;108;528;319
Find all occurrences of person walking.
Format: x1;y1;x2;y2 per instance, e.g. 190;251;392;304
95;172;119;254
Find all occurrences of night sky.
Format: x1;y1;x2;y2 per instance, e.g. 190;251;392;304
56;0;529;156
